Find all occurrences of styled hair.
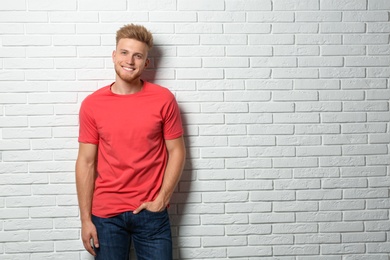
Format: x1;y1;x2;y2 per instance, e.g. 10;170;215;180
116;24;153;49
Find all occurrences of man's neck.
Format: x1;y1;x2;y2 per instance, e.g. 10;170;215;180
111;79;143;95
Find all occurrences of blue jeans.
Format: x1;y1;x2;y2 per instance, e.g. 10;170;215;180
92;209;172;260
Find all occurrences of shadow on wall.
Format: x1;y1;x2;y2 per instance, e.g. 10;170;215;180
142;45;163;83
141;45;195;260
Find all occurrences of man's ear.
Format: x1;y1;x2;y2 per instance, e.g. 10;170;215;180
112;50;116;62
144;58;150;68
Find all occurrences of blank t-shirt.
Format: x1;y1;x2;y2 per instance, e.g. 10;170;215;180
78;81;183;218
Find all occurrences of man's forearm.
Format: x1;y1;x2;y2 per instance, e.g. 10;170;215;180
158;137;186;206
75;160;96;222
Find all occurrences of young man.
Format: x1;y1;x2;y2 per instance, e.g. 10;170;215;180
75;24;186;260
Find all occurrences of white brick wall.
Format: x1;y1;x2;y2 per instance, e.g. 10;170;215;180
0;0;389;259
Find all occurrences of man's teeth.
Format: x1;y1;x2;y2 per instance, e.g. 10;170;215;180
123;67;135;71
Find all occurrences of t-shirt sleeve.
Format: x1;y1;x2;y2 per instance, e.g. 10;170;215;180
162;96;184;140
78;98;99;144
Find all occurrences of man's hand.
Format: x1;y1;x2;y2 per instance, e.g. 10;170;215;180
133;196;166;214
81;220;99;256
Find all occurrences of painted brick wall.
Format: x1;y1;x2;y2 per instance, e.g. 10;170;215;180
0;0;389;259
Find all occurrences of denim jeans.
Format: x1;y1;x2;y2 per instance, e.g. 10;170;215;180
92;209;172;260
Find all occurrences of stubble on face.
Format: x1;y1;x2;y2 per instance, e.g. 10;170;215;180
112;38;149;87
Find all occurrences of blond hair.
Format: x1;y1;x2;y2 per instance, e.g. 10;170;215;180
116;24;153;49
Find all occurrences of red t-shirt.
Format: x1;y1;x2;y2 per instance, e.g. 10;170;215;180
78;81;183;218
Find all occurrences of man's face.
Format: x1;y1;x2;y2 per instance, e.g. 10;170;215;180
112;38;150;84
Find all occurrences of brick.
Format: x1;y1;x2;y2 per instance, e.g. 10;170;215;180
226;158;272;169
199;125;246;136
177;0;224;11
180;181;225;192
277;136;321;146
368;45;390;55
6;196;55;207
0;231;28;242
150;12;197;22
30;230;79;241
0;173;47;184
322;244;365;255
322;45;366;56
79;0;126;10
227;46;272;56
320;90;364;100
29;207;78;218
323;134;367;145
226;224;271;236
368;22;390;32
203;192;248;203
342;123;387;134
344;11;389;21
274;46;320;56
225;0;271;10
227;180;272;191
321;22;365;33
2;36;51;46
275;179;321;190
344;188;389;199
0;24;24;34
274;245;319;256
178;46;224;57
249;146;295;157
296;101;342;112
0;0;26;10
250;102;294;113
179;248;226;259
176;24;223;34
227;246;272;257
320;68;366;78
225;23;271;34
273;23;319;34
367;243;390;253
274;201;319;212
273;0;319;10
344;34;389;44
203;236;247;247
273;223;318;234
249;234;293;245
296;212;342;222
320;0;367;10
201;214;248;225
251;35;295;45
5;242;54;253
30;252;80;260
179;226;224;237
294;168;339;178
177;69;223;79
247;12;294;22
296;233;340;244
127;0;176;11
251;191;295;202
296;34;342;44
226;202;271;213
296;11;342;21
248;124;294;135
178;203;224;214
346;57;390;67
201;34;247;45
49;12;98;22
198;12;246;22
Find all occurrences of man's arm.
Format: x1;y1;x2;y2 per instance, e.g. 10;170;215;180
75;143;99;256
134;136;186;213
